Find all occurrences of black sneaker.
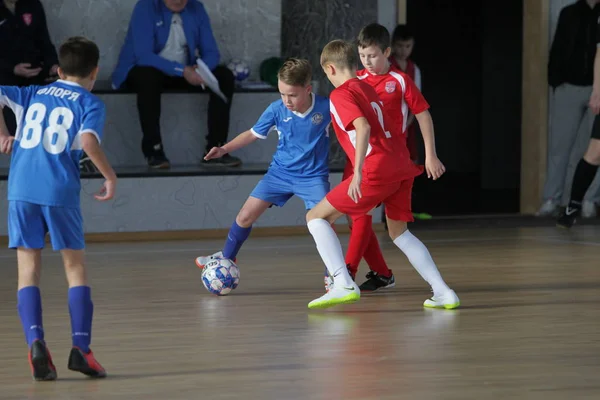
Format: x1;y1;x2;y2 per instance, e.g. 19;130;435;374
359;271;396;292
68;347;107;378
146;144;171;169
79;152;98;174
147;154;171;169
202;153;242;167
29;340;57;381
557;204;581;229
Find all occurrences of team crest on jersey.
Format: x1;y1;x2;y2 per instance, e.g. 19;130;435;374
385;81;396;93
22;13;32;26
312;112;324;125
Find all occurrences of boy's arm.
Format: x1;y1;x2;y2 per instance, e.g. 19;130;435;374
206;103;277;160
348;116;370;202
415;110;445;179
205;130;258;160
81;133;117;200
352;117;370;176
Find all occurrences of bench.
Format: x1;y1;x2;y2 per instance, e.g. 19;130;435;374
91;80;279;95
83;80;283;169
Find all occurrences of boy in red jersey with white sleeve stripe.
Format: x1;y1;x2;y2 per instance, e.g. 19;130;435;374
330;23;434;294
306;39;459;310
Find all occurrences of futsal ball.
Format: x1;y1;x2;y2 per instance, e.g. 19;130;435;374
201;257;240;296
227;59;250;82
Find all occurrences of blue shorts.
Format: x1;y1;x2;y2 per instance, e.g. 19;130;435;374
8;201;85;251
250;171;330;210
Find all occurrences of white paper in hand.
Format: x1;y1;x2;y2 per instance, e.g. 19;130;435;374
195;58;228;102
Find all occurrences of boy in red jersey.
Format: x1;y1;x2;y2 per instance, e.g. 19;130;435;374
307;39;459;310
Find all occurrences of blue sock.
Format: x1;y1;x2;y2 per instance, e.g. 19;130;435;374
17;286;44;347
68;286;93;353
222;221;252;260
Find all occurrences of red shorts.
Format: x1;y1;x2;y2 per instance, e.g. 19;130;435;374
342;159;352;180
327;176;414;222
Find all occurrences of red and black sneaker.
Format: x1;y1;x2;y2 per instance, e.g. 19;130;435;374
29;340;57;381
68;347;107;378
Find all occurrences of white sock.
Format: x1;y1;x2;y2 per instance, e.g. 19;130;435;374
307;218;354;287
393;230;450;296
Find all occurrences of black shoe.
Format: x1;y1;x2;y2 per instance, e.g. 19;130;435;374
147;155;171;169
79;152;98;174
202;153;242;167
29;340;57;381
145;144;171;169
359;271;396;292
68;347;107;378
557;204;580;229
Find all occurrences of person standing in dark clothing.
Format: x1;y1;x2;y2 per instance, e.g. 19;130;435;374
540;0;600;217
0;0;59;136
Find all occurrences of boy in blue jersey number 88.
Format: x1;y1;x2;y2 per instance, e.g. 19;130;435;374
0;37;116;381
195;58;331;270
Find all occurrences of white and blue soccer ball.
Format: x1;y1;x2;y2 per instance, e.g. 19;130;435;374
227;59;250;82
201;257;240;296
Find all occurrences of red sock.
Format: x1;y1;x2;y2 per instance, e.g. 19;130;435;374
345;215;373;277
363;228;392;277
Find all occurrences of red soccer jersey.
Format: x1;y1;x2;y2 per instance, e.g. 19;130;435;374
329;78;421;184
357;65;429;140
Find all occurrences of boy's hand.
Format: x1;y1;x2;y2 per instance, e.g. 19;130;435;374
348;172;362;203
425;156;446;180
204;146;226;160
94;179;116;201
0;135;15;154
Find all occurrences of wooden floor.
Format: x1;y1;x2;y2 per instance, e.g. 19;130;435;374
0;225;599;399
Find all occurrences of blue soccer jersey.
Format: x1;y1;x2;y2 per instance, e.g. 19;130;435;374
251;93;331;178
0;80;106;208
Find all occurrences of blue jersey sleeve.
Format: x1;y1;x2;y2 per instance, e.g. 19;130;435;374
0;86;32;111
251;103;277;139
194;2;220;70
80;101;107;144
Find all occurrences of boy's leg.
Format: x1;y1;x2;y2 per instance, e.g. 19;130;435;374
223;196;272;259
357;213;396;292
306;178;394;309
60;250;106;378
9;201;56;381
293;175;345;290
196;171;292;267
557;135;600;228
44;205;106;378
384;180;459;309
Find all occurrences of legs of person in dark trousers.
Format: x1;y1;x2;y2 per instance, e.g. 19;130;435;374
125;65;240;169
203;65;239;166
126;66;170;168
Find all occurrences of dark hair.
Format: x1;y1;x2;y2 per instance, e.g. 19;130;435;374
320;39;358;71
392;25;414;43
58;36;100;78
357;23;390;52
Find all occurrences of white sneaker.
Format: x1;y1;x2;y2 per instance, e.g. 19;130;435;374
195;251;224;269
582;201;597;218
423;289;460;309
535;199;559;217
308;281;360;309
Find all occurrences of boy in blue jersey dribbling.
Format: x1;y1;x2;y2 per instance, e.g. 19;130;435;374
0;37;117;381
195;58;331;270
